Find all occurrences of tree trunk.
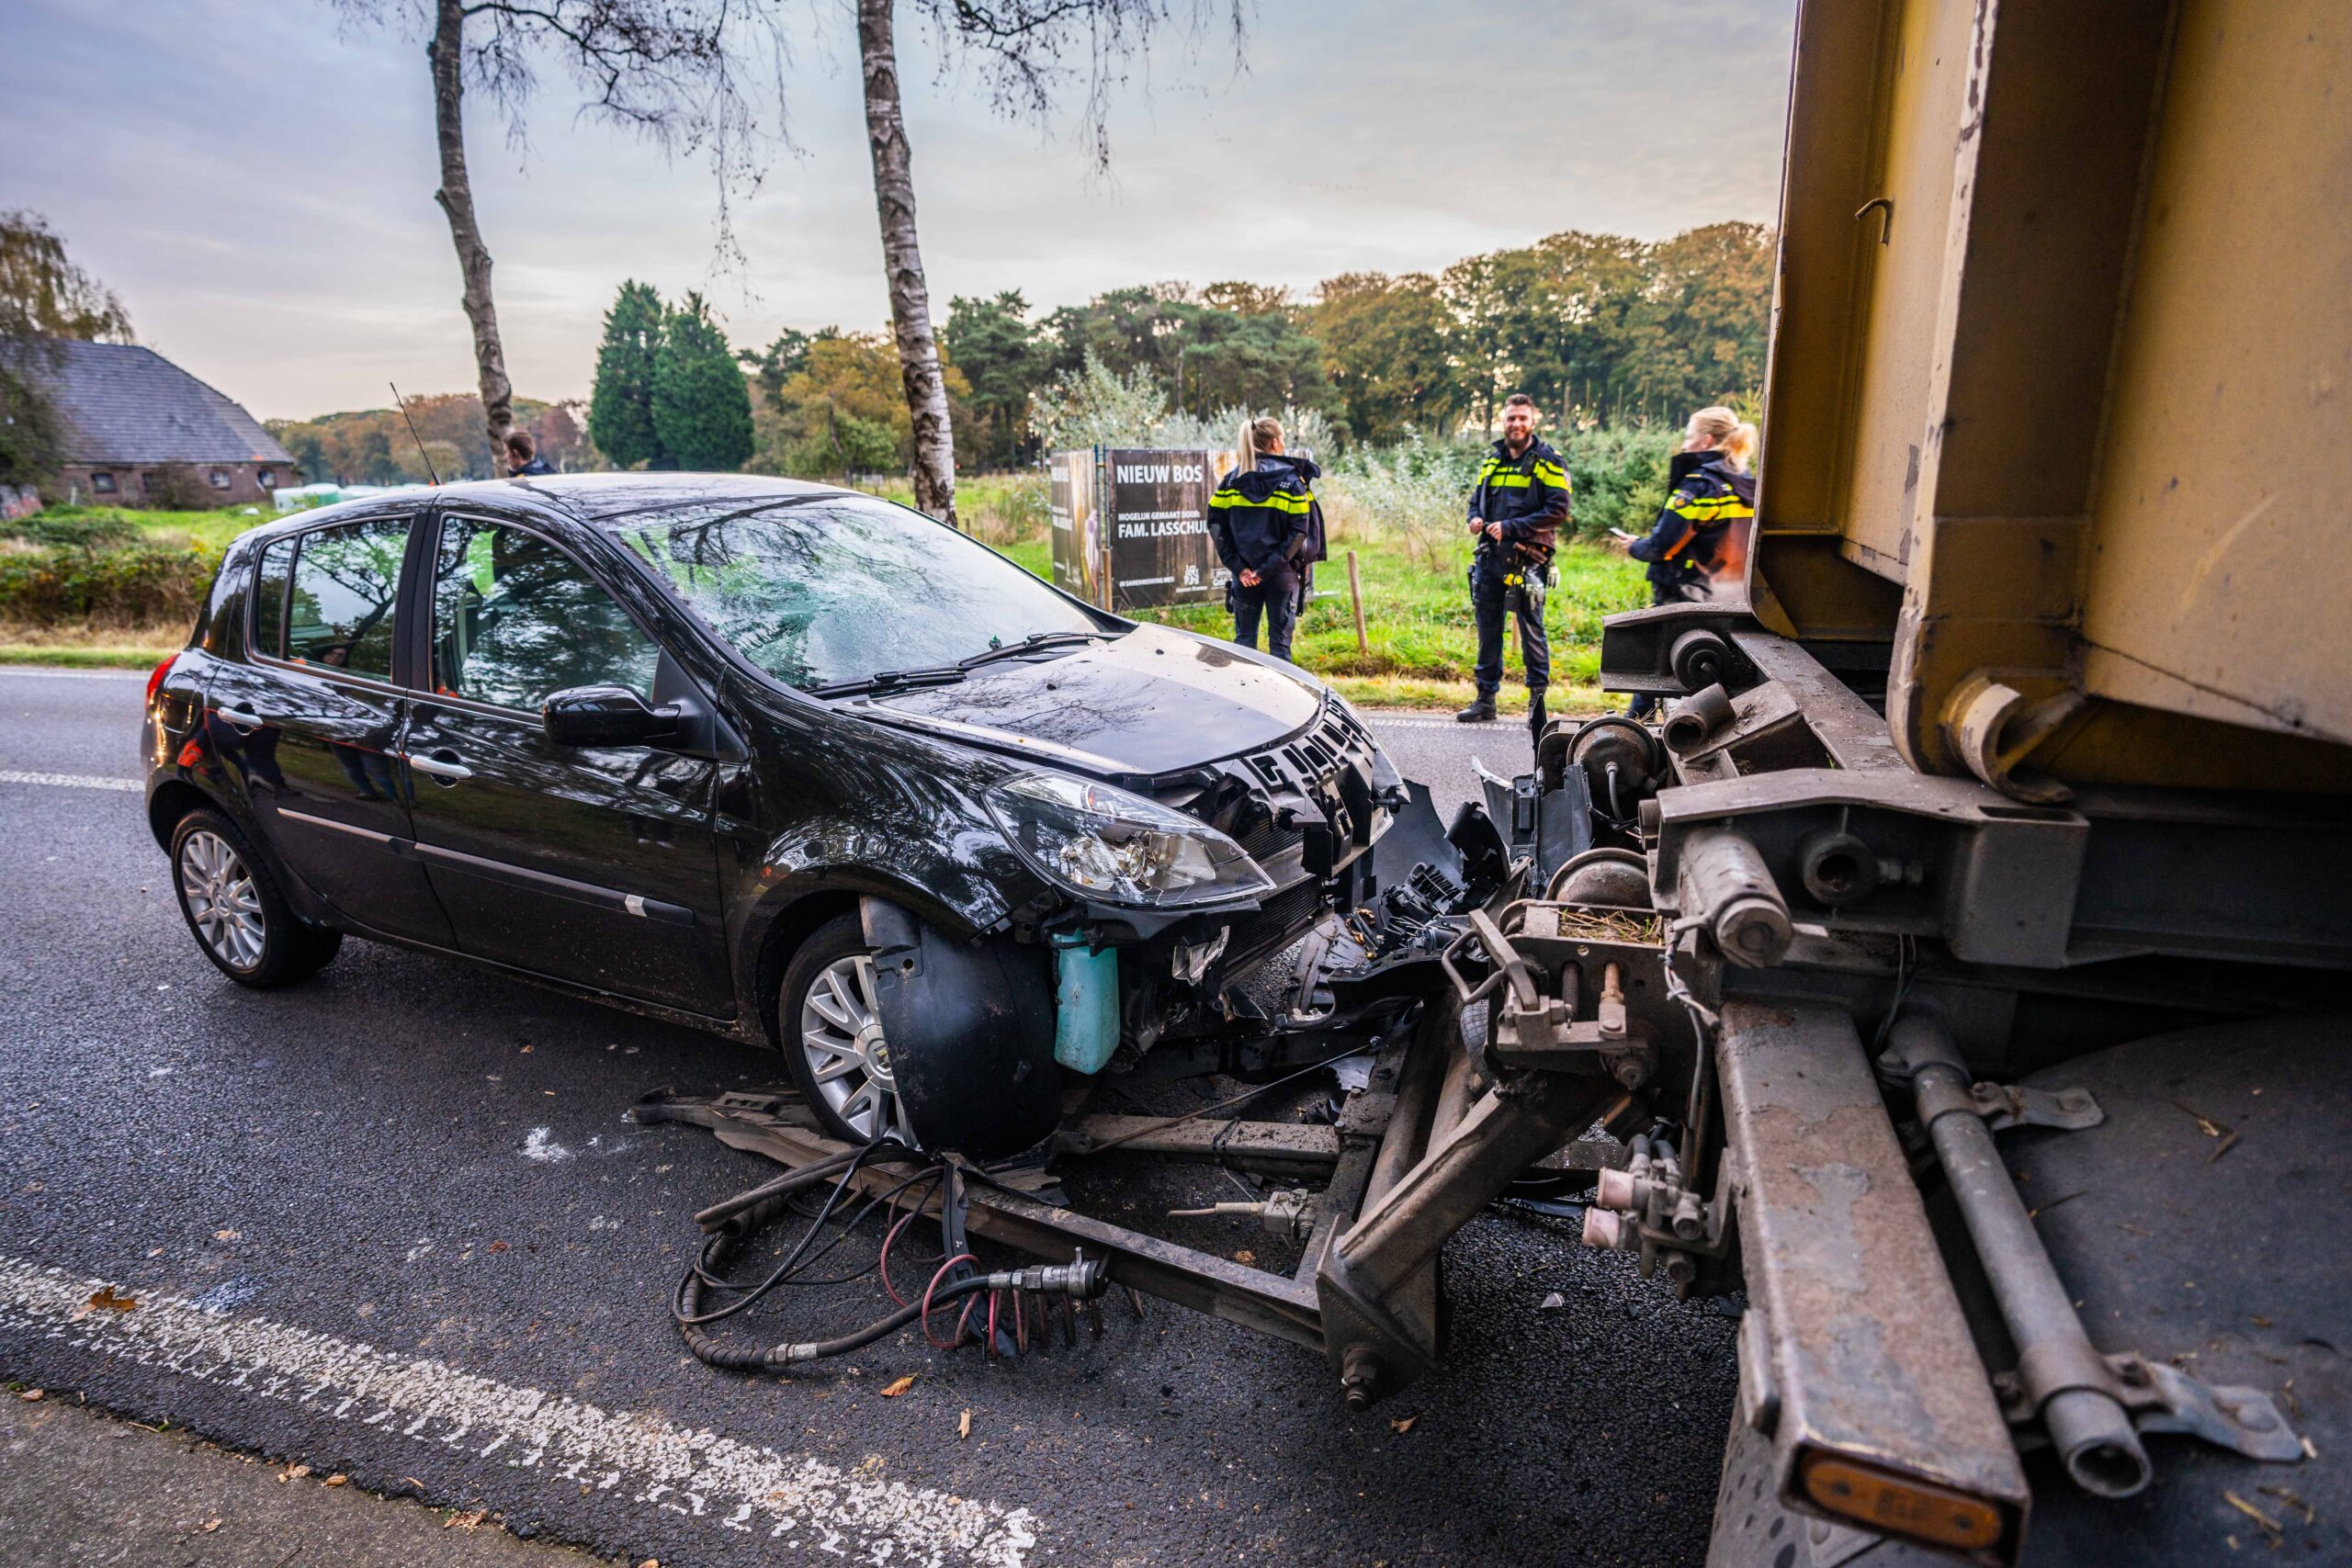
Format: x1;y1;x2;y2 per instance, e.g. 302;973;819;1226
428;0;514;475
856;0;956;525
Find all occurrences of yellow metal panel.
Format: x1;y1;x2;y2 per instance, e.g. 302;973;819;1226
1753;0;2352;792
2076;0;2352;749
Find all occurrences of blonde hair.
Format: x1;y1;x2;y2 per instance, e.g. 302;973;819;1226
1233;415;1283;476
1688;406;1758;473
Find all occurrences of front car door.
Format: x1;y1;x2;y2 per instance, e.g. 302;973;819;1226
398;510;730;1013
206;512;455;945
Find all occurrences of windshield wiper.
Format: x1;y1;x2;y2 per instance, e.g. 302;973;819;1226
806;666;968;699
957;631;1101;671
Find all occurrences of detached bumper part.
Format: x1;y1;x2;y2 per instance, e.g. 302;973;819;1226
1051;933;1120;1075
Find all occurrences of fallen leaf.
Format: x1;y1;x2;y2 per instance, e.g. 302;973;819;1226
324;1474;348;1487
880;1375;917;1398
1234;1249;1256;1267
18;1390;41;1402
214;1230;240;1243
958;1409;972;1440
446;1509;487;1530
87;1286;138;1313
201;1519;221;1533
1389;1415;1418;1435
519;1045;534;1054
486;1241;509;1253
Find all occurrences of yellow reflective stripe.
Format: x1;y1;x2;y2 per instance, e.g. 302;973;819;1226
1208;490;1312;514
1486;473;1534;488
1532;462;1568;483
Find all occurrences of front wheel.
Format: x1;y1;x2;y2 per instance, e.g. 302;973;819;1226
170;808;341;988
781;914;918;1146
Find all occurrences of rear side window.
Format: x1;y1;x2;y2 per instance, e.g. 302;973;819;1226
428;516;660;711
252;538;294;659
285;516;409;682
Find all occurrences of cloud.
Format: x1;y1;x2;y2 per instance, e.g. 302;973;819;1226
2;0;1796;418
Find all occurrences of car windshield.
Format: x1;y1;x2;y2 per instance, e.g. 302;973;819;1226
608;493;1102;692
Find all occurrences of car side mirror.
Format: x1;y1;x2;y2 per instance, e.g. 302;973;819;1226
542;685;681;748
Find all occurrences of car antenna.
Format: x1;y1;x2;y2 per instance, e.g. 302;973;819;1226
389;380;440;486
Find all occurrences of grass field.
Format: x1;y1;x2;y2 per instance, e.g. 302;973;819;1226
2;492;1646;711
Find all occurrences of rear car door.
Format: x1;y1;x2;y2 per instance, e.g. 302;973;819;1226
398;511;731;1013
206;512;455;944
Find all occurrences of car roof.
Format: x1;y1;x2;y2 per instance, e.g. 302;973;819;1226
232;472;876;546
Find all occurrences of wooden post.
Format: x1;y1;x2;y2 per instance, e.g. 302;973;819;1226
1347;548;1369;656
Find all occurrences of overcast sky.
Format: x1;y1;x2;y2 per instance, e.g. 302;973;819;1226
3;0;1798;420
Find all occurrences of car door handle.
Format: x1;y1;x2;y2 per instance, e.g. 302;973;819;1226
221;702;269;733
404;750;472;784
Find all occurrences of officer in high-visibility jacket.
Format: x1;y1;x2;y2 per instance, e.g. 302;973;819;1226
1208;415;1325;662
1458;392;1572;732
1622;405;1758;716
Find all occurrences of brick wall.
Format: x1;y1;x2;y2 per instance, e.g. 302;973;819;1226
55;461;287;508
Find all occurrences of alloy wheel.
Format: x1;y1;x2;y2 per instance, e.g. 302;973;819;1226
797;953;916;1145
179;829;266;971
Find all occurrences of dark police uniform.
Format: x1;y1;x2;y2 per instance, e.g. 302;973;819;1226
1209;452;1324;661
1624;447;1756;715
1465;436;1571;705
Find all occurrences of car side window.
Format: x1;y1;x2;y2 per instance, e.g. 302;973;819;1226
253;537;295;659
429;516;660;712
284;517;409;680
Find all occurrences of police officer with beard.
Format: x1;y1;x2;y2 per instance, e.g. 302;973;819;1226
1458;392;1571;735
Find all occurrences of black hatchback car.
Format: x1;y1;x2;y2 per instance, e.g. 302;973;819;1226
143;475;1401;1154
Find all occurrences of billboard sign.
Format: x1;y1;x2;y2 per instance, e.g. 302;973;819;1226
1047;447;1238;612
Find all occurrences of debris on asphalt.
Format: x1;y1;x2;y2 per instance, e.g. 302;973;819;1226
86;1286;136;1313
1389;1415;1418;1435
1539;1292;1567;1310
958;1409;972;1440
18;1390;42;1402
880;1375;916;1397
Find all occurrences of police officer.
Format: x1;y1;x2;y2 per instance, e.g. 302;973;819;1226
1620;405;1757;717
1459;392;1571;733
1209;416;1324;662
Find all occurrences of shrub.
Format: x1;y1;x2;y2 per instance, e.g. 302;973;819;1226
142;463;219;511
0;538;218;626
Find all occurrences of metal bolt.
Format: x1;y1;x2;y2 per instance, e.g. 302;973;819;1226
1340;1348;1385;1412
1613;1058;1648;1089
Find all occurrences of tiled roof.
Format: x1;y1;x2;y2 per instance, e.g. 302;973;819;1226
30;339;292;467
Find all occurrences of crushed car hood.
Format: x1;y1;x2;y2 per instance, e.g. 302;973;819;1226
865;624;1326;775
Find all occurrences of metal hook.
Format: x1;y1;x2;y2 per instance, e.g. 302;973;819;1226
1856;197;1894;245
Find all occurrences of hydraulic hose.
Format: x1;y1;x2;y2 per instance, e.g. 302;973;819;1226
672;1134;1109;1375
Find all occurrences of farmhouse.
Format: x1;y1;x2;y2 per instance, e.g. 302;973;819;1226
31;339;293;505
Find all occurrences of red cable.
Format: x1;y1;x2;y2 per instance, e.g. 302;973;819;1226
986;1290;1001;1361
921;1254;978;1350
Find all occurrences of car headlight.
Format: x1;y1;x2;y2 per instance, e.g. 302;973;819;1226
988;771;1276;908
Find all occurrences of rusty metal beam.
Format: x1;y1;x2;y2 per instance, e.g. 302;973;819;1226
1715;999;2030;1558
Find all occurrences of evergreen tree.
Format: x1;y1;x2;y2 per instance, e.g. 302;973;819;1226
652;291;752;472
588;280;667;468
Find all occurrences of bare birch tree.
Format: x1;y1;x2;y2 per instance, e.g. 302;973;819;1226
853;0;1247;526
344;0;782;471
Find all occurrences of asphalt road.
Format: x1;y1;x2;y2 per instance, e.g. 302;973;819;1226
0;668;1736;1568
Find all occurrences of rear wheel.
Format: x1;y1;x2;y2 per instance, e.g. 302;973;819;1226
170;808;341;988
780;915;918;1146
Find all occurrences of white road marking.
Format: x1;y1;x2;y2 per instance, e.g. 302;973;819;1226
0;1256;1039;1565
0;666;144;680
0;769;141;792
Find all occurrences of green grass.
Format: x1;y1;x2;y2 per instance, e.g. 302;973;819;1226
0;641;176;670
998;526;1645;707
20;502;273;550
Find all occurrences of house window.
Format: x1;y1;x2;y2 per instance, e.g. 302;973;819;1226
91;472;117;494
257;468;277;489
209;468;231;491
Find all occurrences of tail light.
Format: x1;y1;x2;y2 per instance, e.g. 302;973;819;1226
146;653;178;707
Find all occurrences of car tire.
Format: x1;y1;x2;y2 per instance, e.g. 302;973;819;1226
780;914;919;1147
169;807;341;988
